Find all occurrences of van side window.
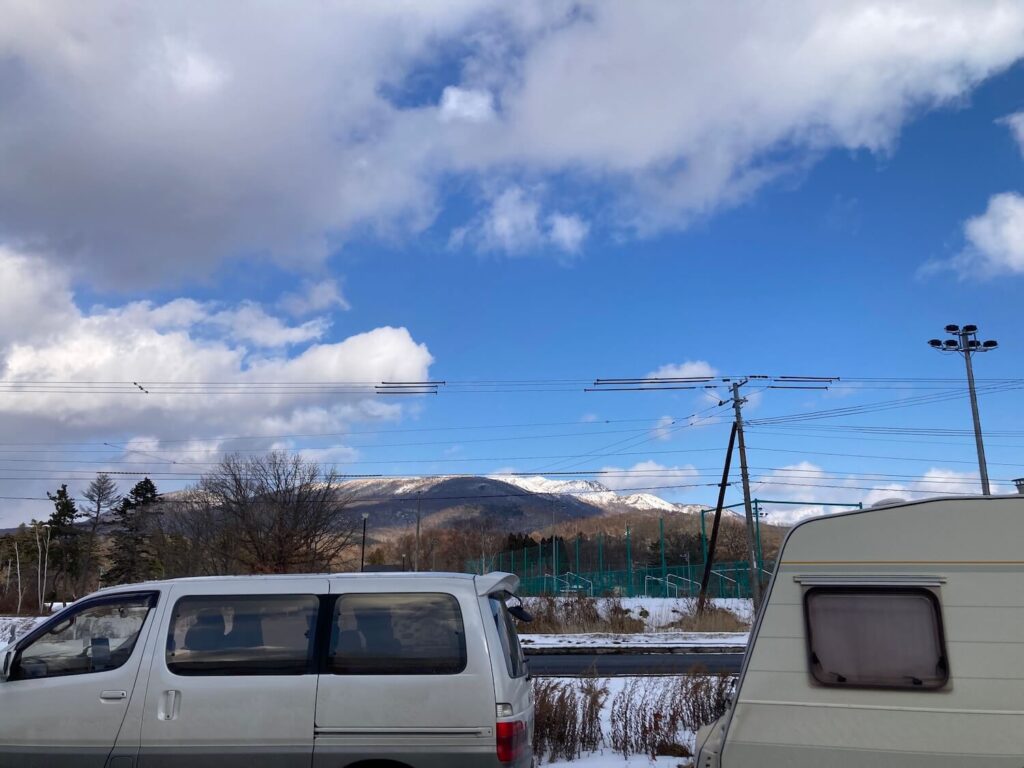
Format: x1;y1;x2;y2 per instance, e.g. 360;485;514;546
15;593;155;680
489;596;526;678
804;587;949;690
166;595;318;676
328;593;466;675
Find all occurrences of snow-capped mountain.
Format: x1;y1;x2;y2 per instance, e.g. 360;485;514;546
336;474;697;533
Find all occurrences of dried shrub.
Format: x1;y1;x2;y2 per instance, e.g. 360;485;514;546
666;599;749;633
532;675;609;764
609;673;734;759
524;595;645;634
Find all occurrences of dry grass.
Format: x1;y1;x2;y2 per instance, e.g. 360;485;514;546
665;598;749;633
525;594;645;634
609;673;733;761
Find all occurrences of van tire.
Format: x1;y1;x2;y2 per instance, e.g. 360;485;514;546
344;762;414;768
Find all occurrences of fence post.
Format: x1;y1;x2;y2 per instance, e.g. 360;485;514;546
575;534;581;575
625;527;632;597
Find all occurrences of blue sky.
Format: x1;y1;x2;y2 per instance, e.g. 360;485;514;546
1;2;1023;524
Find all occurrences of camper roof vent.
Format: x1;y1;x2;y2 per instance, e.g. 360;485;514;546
871;497;906;508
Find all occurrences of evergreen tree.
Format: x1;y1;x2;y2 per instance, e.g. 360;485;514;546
44;484;83;601
105;478;163;585
79;473;119;593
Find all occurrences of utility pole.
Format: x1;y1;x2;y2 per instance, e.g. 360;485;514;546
929;325;999;495
729;380;763;611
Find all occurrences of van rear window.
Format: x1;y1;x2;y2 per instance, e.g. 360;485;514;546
328;593;466;675
804;587;949;690
166;594;318;676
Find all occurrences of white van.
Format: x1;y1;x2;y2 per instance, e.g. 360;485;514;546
0;571;535;768
696;495;1024;767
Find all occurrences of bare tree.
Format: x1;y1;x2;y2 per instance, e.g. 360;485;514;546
192;452;357;574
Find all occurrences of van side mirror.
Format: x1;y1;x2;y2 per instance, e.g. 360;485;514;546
508;605;533;623
0;649;14;682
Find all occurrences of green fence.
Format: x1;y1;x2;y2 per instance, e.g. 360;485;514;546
467;550;770;598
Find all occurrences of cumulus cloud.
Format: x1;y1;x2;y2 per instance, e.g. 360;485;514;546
439;86;496;123
2;2;1022;285
999;110;1024;154
949;192;1024;277
0;249;433;523
750;462;997;524
453;186;589;255
597;461;699;494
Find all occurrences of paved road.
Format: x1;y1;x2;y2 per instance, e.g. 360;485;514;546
527;652;744;677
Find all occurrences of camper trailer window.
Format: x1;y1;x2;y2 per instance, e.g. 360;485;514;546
805;587;948;690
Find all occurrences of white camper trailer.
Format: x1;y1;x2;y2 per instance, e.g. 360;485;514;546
696;495;1024;767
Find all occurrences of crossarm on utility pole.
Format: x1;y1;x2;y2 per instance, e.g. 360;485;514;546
697;421;737;615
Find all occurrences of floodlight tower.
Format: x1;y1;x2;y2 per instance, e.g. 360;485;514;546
928;324;999;495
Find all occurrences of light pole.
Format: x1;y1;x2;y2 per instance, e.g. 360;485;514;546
359;513;369;572
929;324;999;495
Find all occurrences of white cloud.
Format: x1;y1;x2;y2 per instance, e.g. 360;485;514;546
597;461;698;494
547;213;589;253
456;186;589;256
3;2;1021;285
647;360;718;380
999;110;1024;154
278;279;351;317
0;249;433;524
750;462;997;525
162;38;230;97
439;86;495;123
652;416;675;442
949;192;1024;277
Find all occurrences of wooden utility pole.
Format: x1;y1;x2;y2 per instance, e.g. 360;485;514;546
729;380;762;611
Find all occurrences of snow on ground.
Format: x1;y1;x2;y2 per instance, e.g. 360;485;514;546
0;616;44;650
520;631;747;651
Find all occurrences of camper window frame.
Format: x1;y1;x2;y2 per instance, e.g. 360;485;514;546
803;586;950;691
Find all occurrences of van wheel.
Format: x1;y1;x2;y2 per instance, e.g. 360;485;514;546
345;762;414;768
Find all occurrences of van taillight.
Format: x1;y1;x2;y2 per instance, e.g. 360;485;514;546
496;719;527;764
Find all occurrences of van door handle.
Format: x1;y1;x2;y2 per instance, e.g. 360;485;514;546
158;690;181;721
100;690;127;701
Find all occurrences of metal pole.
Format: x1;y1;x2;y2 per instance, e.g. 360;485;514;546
625;526;632;597
700;509;708;564
359;514;368;572
753;499;763;573
961;330;991;495
731;381;763;610
659;517;667;597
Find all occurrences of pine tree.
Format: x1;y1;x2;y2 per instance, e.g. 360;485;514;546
80;473;119;593
44;484;83;601
105;478;162;585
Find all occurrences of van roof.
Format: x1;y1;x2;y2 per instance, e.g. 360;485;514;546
93;570;519;597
